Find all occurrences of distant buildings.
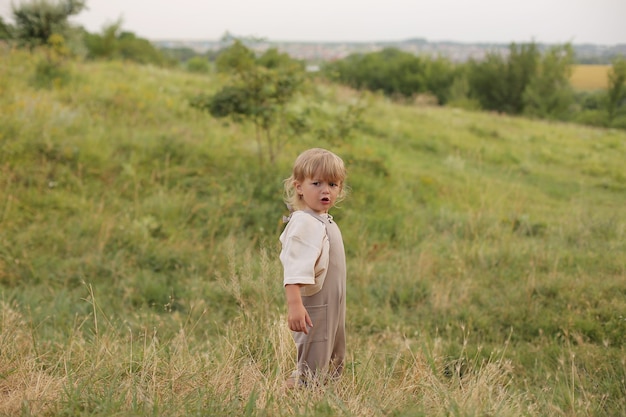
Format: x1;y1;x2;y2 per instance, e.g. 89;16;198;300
153;38;625;64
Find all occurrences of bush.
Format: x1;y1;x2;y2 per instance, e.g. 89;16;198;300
573;109;609;127
84;22;170;66
186;56;210;73
323;48;457;102
575;90;606;111
30;34;72;88
609;113;626;129
32;56;71;88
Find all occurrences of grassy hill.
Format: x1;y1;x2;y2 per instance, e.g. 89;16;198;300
1;47;625;416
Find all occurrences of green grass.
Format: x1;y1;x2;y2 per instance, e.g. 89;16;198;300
1;47;625;416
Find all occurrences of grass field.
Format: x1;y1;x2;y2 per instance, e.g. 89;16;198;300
570;65;610;90
1;47;625;416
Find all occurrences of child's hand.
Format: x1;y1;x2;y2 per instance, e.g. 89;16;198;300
288;303;313;334
285;284;313;334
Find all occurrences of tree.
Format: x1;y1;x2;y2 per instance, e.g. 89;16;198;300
0;16;14;40
422;56;457;105
83;20;122;59
383;48;425;97
117;31;168;65
468;42;540;114
467;53;510;111
606;57;626;124
257;47;299;69
215;39;256;74
83;21;170;66
506;42;539;114
191;41;306;164
11;0;86;49
523;44;574;120
323;48;431;99
8;1;83;88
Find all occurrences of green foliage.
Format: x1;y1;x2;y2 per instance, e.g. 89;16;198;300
606;57;626;123
257;46;299;69
31;33;72;88
0;16;13;39
186;56;210;73
11;0;85;50
191;40;307;164
83;21;171;66
466;53;510;111
161;46;201;63
197;85;250;117
324;48;435;99
523;44;575;119
117;31;171;65
468;42;541;114
573;109;609;127
446;72;482;110
421;56;458;104
575;90;605;111
83;20;121;59
324;41;585;124
310;99;369;145
324;42;626;130
506;42;541;113
215;39;256;73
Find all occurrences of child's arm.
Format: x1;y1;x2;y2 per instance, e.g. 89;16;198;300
285;284;313;334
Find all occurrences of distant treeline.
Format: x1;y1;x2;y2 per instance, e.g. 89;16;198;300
2;0;625;130
323;45;626;130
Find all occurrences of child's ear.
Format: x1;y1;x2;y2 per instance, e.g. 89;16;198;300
295;181;302;194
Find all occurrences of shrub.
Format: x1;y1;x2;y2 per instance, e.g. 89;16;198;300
31;34;72;88
186;56;210;73
573;109;609;127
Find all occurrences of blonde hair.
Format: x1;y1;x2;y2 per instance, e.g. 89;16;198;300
283;148;347;211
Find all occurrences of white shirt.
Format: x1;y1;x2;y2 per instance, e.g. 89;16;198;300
279;210;330;296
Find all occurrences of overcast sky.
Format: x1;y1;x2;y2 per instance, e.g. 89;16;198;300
1;0;625;45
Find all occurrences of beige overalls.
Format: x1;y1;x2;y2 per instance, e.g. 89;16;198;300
280;210;347;383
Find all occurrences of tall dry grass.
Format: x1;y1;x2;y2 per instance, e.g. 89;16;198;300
0;245;532;416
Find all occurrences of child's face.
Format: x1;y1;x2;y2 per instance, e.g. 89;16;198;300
295;176;341;214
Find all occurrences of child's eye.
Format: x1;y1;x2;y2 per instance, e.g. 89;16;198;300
312;181;320;186
330;182;338;187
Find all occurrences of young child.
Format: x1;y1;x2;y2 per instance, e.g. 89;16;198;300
279;148;348;388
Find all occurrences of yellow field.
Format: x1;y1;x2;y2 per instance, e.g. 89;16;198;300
570;65;610;90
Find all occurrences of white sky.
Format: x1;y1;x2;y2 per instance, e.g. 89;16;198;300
1;0;625;45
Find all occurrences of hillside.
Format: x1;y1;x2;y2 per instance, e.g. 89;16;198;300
1;47;625;416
